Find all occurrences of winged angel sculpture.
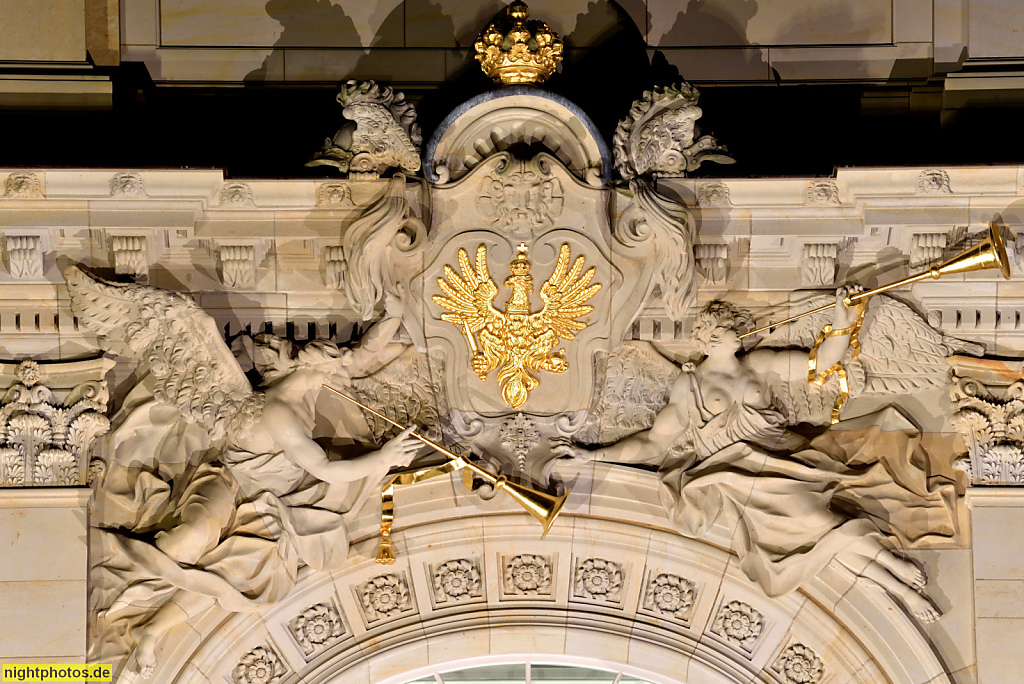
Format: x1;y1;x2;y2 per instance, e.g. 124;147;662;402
433;242;600;408
561;290;974;622
67;267;423;677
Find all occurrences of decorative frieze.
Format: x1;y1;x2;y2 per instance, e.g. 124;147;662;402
800;243;838;286
431;559;483;604
233;646;286;684
951;375;1024;485
773;643;824;684
696;182;731;207
109;172;146;197
4;234;44;278
910;232;947;268
3;172;43;199
316;182;352;206
0;359;112;487
289;602;345;657
358;573;414;624
917;169;952;195
220;182;256;207
502;553;553;598
572;558;624;604
710;600;764;652
804;180;839;206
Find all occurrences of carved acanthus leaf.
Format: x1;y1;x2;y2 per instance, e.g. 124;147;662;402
613;82;733;180
5;234;44;278
952;376;1024;485
0;360;110;487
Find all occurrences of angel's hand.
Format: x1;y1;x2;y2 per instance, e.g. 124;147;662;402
552;442;595;466
833;285;864;330
378;427;421;467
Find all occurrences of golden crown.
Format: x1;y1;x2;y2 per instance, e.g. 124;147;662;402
474;1;563;86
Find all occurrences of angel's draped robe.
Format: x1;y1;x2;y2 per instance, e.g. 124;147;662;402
658;369;958;596
89;375;373;662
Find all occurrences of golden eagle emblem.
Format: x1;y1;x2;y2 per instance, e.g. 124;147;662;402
433;242;601;408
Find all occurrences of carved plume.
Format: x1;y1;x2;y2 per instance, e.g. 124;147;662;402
613;82;733;180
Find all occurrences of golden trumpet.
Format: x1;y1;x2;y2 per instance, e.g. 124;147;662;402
322;384;570;564
739;222;1012;339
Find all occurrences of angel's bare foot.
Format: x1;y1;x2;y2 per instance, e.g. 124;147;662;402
133;634;158;679
861;559;942;623
876;551;926;590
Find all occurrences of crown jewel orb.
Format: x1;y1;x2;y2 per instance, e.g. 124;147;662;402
474;1;564;86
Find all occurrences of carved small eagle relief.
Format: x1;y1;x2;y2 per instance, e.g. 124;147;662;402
433;242;601;408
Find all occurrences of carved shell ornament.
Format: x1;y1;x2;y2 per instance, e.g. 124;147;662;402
433;242;601;408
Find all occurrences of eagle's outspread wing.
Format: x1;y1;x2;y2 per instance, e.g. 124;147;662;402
432;244;504;333
535;243;600;340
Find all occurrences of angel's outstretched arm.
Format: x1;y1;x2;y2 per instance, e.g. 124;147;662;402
558;372;700;466
266;403;420;483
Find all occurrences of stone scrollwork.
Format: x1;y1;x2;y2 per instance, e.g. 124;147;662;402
710;600;764;652
615;179;698;321
951;375;1024;485
773;643;824;684
3;172;43;198
503;554;553;597
233;646;287;684
432;559;483;603
573;558;624;603
308;80;422;178
290;602;345;656
359;573;413;622
643;572;696;621
0;359;111;487
613;82;734;180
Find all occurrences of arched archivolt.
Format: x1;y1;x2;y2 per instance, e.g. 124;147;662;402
423;88;611;186
139;466;952;684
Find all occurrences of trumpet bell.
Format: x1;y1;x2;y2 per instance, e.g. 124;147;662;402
495;477;570;539
934;222;1011;280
